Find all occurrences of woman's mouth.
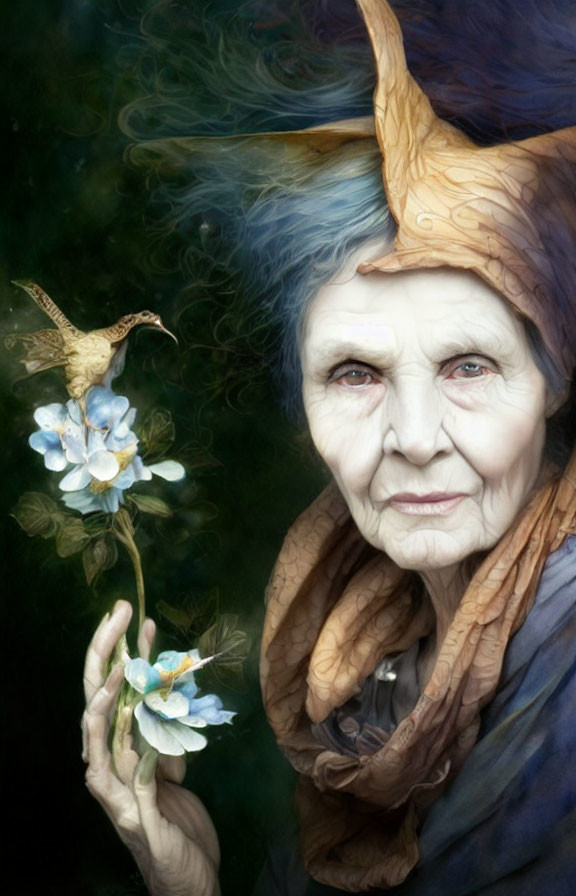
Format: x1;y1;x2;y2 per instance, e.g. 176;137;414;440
387;493;467;515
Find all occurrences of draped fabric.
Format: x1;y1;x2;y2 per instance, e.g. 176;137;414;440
256;532;576;894
260;452;576;891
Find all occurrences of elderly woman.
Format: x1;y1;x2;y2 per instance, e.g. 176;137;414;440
83;1;576;893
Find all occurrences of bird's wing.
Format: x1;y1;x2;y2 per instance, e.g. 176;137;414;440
12;281;81;335
102;339;128;386
5;329;66;374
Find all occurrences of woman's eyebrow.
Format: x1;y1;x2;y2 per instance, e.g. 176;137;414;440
308;340;392;366
435;330;510;358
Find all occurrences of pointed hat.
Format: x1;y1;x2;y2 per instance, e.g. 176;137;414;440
266;0;576;381
353;0;576;380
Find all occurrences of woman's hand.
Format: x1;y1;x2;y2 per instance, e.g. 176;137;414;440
82;600;221;896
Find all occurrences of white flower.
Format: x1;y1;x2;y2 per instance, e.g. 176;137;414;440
28;386;185;514
124;649;236;756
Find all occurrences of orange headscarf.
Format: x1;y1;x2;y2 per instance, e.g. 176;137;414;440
261;457;576;890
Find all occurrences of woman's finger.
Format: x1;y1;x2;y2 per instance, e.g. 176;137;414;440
137;616;156;662
111;703;140;785
132;750;162;842
83;600;133;702
82;662;125;763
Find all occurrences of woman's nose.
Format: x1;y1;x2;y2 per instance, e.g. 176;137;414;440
381;380;452;465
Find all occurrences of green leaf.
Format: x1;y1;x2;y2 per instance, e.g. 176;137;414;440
82;535;119;586
155;591;220;636
137;408;175;461
198;614;251;686
83;513;111;537
183;501;218;529
156;599;197;631
11;492;62;538
55;517;91;557
130;494;173;518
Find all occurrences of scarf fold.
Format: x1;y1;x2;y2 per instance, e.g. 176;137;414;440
260;452;576;891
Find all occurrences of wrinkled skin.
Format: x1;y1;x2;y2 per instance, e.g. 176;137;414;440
301;259;557;575
82;600;220;896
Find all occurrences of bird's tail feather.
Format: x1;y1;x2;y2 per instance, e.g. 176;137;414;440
11;281;78;334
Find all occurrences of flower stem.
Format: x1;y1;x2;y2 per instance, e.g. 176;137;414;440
114;508;146;630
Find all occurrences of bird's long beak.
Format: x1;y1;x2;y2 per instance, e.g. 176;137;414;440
161;325;178;345
143;323;178;344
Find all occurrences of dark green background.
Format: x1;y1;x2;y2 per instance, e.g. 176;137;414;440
2;1;325;891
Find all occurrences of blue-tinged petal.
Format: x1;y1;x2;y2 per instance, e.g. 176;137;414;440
125;657;163;693
178;715;208;729
113;466;138;490
44;449;68;472
148;461;186;482
131;456;152;481
85;385;116;406
108;396;131;426
107;429;138;452
188;694;236;725
166;720;208;753
203;708;236;725
178;679;199;701
88;449;120;482
180;709;236;726
189;693;222;711
86;387;129;429
101;488;124;513
29;430;61;454
87;428;108;455
134;703;186;755
144;690;190;720
60;465;91;491
112;421;130;440
66;400;83;425
62;489;102;513
62;431;87;465
34;403;67;429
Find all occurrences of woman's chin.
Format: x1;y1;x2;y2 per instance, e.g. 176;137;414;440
369;529;484;574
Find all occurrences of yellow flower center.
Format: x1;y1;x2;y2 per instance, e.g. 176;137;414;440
158;655;196;688
89;444;138;493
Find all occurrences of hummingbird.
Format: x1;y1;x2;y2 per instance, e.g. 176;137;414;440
6;281;177;400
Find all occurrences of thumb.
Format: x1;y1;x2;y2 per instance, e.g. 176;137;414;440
138;618;156;661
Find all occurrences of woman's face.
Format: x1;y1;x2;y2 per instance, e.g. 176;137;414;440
301;259;555;572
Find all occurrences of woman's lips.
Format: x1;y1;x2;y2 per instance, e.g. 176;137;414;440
387;493;467;516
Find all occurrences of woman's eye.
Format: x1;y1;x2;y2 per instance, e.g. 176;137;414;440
444;356;496;380
330;365;376;387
